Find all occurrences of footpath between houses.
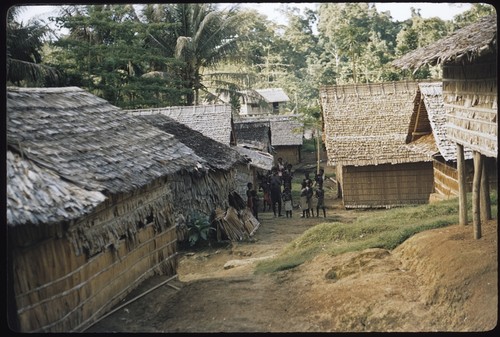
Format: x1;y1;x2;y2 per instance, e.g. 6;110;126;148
85;151;497;333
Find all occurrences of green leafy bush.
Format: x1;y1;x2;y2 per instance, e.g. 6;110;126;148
187;212;214;247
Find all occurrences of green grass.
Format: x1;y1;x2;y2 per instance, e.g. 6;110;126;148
254;191;497;274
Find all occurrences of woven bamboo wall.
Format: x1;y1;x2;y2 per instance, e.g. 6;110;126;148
11;168;237;332
443;54;497;158
341;162;434;208
13;223;176;332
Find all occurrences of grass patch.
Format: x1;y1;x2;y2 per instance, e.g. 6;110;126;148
255;191;497;274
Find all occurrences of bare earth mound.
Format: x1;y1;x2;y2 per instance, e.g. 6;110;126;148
86;203;497;333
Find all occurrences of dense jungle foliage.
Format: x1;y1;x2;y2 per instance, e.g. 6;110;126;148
6;3;495;115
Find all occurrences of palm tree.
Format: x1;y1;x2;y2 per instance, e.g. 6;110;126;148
6;6;59;86
144;3;245;105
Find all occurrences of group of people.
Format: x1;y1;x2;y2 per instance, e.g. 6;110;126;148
299;169;326;218
247;157;327;220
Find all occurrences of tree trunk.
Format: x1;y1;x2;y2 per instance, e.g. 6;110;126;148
480;156;492;221
472;151;483;239
457;143;468;225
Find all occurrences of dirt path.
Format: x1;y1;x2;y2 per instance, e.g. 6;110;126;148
85;152;497;332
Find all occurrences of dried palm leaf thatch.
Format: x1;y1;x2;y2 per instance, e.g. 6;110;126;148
136;114;248;171
392;15;496;72
127;104;233;146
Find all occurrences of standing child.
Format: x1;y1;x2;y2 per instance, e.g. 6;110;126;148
306;180;314;217
315;186;326;217
300;181;309;218
282;187;293;218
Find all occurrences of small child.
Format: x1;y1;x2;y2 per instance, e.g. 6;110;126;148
306;180;314;217
282;187;293;218
315;186;326;217
300;181;309;218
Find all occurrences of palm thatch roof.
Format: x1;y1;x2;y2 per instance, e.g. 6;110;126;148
236;115;303;146
7;150;106;227
255;88;290;103
135;114;247;171
233;120;271;151
410;82;473;161
234;146;274;171
392;15;497;71
127;104;233;146
7;87;206;226
320;81;433;167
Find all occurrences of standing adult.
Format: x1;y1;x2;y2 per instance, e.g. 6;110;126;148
270;168;283;217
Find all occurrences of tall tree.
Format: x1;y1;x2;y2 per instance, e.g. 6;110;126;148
6;6;60;86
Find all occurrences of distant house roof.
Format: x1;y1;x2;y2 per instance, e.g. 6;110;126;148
7;87;206;225
136;114;247;171
320;81;432;167
127;104;233;146
234;146;274;171
233;121;271;151
392;15;497;71
236;115;303;147
411;82;473;161
255;88;290;103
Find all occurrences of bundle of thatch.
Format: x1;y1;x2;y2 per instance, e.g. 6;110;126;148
213;205;260;242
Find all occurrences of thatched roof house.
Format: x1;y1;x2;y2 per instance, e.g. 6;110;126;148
127;104;235;146
393;15;497;159
392;15;497;233
233;120;272;152
236;114;304;165
231;88;290;116
6;86;241;332
320;81;435;208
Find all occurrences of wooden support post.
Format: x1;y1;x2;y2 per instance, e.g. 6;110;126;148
457;143;468;225
472;151;483;239
480;155;492;221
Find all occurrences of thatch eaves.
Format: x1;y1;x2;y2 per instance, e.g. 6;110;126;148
7;150;106;227
392;15;497;71
320;81;432;167
414;82;473;161
136;114;248;171
7;87;207;197
234;146;274;171
127;104;233;146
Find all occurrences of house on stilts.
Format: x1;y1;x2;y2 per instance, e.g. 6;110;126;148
6;87;251;332
392;14;497;238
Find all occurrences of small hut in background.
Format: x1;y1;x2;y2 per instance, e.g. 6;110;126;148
7;87;213;332
233;120;272;153
392;14;497;238
228;88;290;116
320;81;435;209
237;115;304;165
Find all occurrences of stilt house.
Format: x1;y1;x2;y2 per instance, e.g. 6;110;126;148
6;87;235;332
319;81;435;209
392;14;497;237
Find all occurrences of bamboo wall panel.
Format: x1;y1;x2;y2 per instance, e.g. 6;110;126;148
12;167;238;332
274;146;301;165
341;162;434;208
443;57;497;158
